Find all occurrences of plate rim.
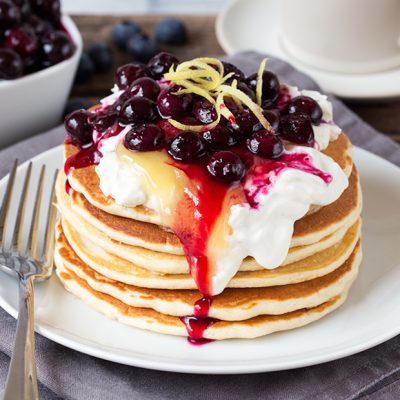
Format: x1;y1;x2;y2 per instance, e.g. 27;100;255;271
0;145;399;374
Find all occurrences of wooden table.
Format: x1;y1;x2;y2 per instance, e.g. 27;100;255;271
71;15;400;144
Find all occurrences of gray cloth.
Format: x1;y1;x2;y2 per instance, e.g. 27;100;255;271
0;51;399;400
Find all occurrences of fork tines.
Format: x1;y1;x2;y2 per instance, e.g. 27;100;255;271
0;160;58;267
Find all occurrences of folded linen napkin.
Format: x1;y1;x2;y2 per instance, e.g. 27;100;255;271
0;51;400;400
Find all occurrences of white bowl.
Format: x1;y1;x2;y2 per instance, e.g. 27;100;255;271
0;15;82;149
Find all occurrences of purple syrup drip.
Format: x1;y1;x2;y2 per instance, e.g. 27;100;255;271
180;315;218;345
187;337;215;346
193;296;213;318
63;122;124;195
244;152;332;209
179;296;218;345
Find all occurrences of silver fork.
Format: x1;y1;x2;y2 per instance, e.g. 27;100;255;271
0;160;58;400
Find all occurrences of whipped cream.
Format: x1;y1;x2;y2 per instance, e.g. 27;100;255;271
96;151;148;207
211;146;348;293
96;127;159;209
100;85;124;108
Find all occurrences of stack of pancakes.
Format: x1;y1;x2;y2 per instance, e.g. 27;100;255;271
55;132;362;340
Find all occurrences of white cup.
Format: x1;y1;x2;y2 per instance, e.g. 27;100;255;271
280;0;400;74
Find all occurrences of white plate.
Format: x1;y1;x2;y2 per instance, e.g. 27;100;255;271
216;0;400;100
0;145;399;374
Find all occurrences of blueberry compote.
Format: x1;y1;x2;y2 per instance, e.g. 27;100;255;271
0;0;75;80
63;55;334;344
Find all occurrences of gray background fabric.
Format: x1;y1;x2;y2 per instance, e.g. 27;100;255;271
0;51;399;399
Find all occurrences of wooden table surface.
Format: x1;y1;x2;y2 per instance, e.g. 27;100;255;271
71;15;400;144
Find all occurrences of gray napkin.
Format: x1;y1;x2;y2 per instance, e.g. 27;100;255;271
1;51;400;400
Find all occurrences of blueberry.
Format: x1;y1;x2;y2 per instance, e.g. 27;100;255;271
201;124;236;149
221;62;244;82
74;51;94;84
119;97;156;125
279;112;314;145
87;42;113;73
193;99;217;124
207;150;245;183
124;124;165;152
111;21;141;50
231;109;259;139
63;97;95;119
157;85;192;118
0;48;23;79
246;71;280;109
236;81;255;102
88;109;118;132
115;63;152;89
128;77;160;100
13;0;31;19
26;14;53;36
147;52;179;79
126;32;160;63
155;18;187;45
5;25;38;59
40;31;74;67
286;96;323;125
31;0;61;23
247;130;283;159
64;109;93;145
168;131;206;162
252;109;280;133
0;0;21;31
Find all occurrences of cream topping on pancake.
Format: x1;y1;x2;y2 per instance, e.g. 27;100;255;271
95;83;344;211
95;125;161;208
217;146;347;292
100;84;123;107
95;132;348;294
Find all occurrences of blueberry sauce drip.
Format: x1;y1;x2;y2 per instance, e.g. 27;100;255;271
63;121;124;191
169;162;227;344
65;179;72;194
179;295;217;345
193;296;213;318
179;316;218;345
171;162;230;296
63;144;102;191
243;152;332;209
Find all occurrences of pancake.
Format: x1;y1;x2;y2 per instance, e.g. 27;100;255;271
56;164;361;259
57;171;360;274
55;238;361;321
65;132;353;228
56;217;361;289
56;261;352;339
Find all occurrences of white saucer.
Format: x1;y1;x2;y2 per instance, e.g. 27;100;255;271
216;0;400;100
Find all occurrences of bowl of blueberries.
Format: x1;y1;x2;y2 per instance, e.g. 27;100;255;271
0;0;82;148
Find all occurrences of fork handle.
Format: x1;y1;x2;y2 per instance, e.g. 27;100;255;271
3;277;39;400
